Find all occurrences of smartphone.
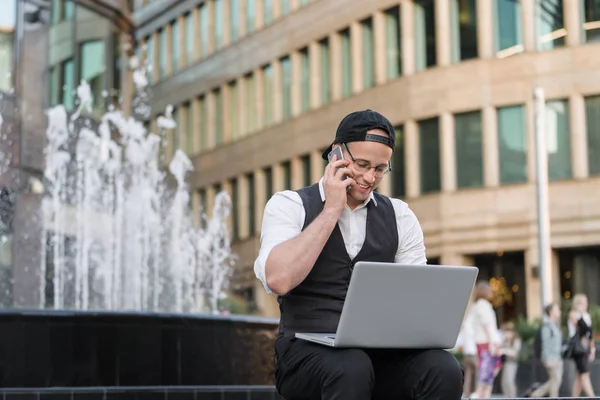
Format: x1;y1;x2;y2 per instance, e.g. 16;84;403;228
327;146;344;163
327;146;350;190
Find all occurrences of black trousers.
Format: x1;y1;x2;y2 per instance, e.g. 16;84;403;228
275;337;463;400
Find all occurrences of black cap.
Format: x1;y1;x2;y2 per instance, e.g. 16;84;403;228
321;109;396;160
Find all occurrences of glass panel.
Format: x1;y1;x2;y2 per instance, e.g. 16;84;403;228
200;4;209;56
186;103;192;154
245;73;256;133
247;0;255;33
62;59;74;110
80;40;106;111
185;13;194;64
385;6;402;79
49;67;59;106
300;48;310;112
264;0;273;24
283;161;292;190
498;105;528;184
171;20;180;73
546;99;571;180
282;0;291;15
172;107;179;156
536;0;565;50
214;89;223;145
214;0;223;49
158;29;167;78
281;56;292;120
392;126;406;198
264;167;273;200
63;0;75;20
247;173;255;234
319;38;330;105
230;0;239;41
231;179;239;240
583;0;600;43
200;96;208;150
51;0;60;24
455;111;484;188
451;0;478;62
145;35;154;81
414;0;437;71
229;82;238;140
362;18;375;89
302;155;311;186
340;28;352;97
494;0;523;57
585;95;600;175
418;118;441;194
263;65;273;126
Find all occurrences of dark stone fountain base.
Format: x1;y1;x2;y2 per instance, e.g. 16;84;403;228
0;309;279;388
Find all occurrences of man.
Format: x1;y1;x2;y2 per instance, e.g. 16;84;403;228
530;303;564;398
254;110;463;400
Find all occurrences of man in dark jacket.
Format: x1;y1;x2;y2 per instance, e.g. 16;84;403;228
254;109;463;400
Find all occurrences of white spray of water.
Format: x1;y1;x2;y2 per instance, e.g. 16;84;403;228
39;54;235;314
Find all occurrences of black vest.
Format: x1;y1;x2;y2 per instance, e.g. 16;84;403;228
277;183;398;337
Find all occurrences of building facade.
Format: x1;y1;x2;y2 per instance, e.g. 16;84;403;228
0;0;134;308
134;0;600;321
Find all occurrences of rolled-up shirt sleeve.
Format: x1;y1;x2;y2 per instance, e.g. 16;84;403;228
391;199;427;265
254;191;306;294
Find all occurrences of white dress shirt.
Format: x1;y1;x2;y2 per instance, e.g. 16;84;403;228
254;179;427;294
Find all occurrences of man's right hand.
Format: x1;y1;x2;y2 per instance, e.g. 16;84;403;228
322;155;355;214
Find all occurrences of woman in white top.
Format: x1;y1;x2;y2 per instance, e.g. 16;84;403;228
568;293;596;397
469;280;502;399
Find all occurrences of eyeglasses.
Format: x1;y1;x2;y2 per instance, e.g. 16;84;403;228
342;143;391;178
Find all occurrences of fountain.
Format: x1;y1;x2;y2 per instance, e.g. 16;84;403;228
41;57;235;314
0;52;279;392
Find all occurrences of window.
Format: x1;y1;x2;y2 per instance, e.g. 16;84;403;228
281;56;292;120
264;0;274;24
214;88;223;145
80;40;106;110
392;125;406;198
546;99;571;180
455;111;483;188
198;188;207;225
246;0;256;33
418;118;441;194
498;105;527;184
49;67;59;106
231;178;239;241
245;73;256;133
319;38;331;105
229;81;239;140
158;29;167;78
264;167;273;200
451;0;478;62
300;48;310;112
282;0;291;15
200;4;210;56
414;0;436;71
185;13;194;64
494;0;523;57
583;0;600;43
171;107;180;156
340;28;352;97
199;95;208;150
185;102;192;154
247;173;256;234
385;6;402;79
61;59;74;110
283;161;292;190
230;0;239;42
585;95;600;175
536;0;565;50
145;35;154;81
214;0;224;49
63;0;75;20
301;155;311;186
171;20;180;73
361;18;375;89
262;65;274;126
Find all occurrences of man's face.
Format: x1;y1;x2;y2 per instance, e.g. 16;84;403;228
340;128;393;208
550;304;561;321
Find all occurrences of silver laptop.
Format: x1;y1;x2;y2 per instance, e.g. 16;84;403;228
295;262;478;348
